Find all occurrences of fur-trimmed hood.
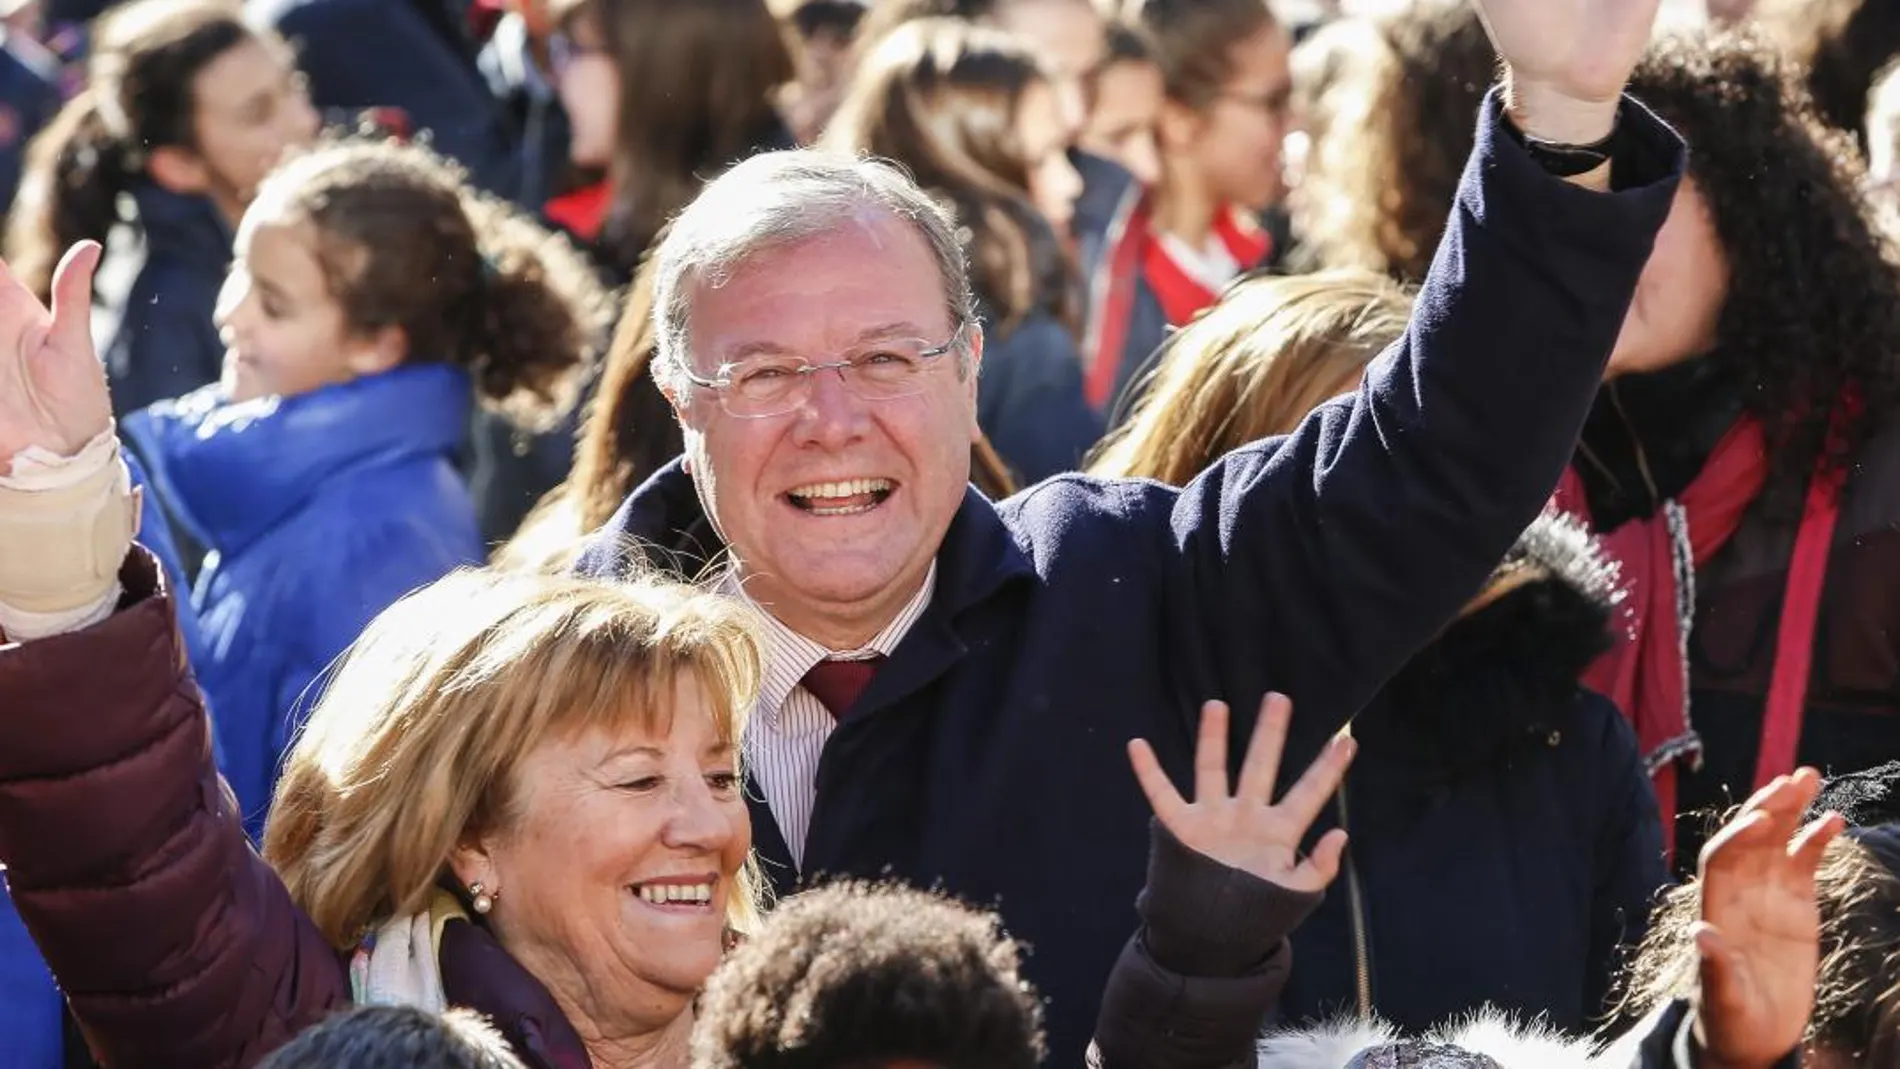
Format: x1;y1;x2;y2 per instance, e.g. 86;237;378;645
1256;1007;1659;1068
1349;510;1618;783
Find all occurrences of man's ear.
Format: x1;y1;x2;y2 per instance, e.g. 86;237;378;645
345;325;408;378
147;145;211;197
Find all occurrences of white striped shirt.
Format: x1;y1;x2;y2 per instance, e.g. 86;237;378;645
719;565;937;869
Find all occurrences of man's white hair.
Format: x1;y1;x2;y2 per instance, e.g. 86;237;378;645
648;149;980;399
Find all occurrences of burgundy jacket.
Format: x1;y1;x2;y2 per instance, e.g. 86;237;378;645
0;550;592;1069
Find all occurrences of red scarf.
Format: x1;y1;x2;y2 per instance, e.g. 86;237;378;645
1084;201;1271;410
545;183;611;244
1140;206;1272;328
1553;415;1846;856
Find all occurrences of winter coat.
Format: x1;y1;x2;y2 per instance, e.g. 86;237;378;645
250;0;525;201
572;92;1687;1064
1571;359;1900;857
1277;513;1668;1034
0;452;213;1069
122;365;484;839
976;308;1104;483
94;183;232;419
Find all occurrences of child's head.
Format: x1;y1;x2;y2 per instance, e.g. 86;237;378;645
1089;268;1411;485
1078;20;1163;185
215;140;609;420
4;0;318;299
1130;0;1291;213
256;1006;524;1069
691;882;1045;1069
823;17;1081;323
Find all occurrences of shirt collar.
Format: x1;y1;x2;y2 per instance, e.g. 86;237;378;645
720;563;938;724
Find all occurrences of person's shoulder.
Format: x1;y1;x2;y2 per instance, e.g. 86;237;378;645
996;471;1178;558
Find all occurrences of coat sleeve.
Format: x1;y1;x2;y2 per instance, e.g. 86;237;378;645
0;549;349;1069
1588;694;1670;1019
1156;92;1683;768
1087;822;1321;1069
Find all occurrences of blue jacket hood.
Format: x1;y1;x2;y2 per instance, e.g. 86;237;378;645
124;363;473;554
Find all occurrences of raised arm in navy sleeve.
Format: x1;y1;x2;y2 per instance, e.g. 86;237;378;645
1157;92;1683;766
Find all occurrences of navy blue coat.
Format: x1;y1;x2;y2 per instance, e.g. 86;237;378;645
977;309;1104;483
1278;512;1667;1035
124;365;485;839
95;184;231;419
252;0;524;201
575;94;1684;1065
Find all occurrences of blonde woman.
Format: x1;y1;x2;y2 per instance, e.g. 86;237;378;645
0;251;758;1067
1093;269;1670;1035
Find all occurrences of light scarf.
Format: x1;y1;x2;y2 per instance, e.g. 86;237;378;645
348;889;469;1011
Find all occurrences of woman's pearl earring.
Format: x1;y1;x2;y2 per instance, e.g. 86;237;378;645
470;882;497;915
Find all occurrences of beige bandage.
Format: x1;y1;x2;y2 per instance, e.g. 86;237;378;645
0;451;140;614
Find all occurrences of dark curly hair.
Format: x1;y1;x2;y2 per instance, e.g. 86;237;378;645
691;882;1045;1069
1629;31;1900;505
256;1006;523;1069
1296;26;1900;506
260;139;614;431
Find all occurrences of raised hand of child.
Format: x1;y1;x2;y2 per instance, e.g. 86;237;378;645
1693;768;1845;1069
1128;693;1354;893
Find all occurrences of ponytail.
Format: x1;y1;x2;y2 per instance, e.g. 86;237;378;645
258;139;613;430
5;91;133;301
460;192;615;431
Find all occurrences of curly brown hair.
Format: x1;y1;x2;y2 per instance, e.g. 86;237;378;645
258;139;614;431
1295;26;1900;505
1288;1;1496;281
692;882;1045;1069
1631;31;1900;503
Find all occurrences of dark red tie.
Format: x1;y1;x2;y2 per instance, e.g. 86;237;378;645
800;656;885;719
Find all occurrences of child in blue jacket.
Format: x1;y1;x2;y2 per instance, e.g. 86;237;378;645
124;139;606;838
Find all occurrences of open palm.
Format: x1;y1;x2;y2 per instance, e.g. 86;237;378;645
1693;768;1844;1069
1128;694;1353;893
0;243;108;474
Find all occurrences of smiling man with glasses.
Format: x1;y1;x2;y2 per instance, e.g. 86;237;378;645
576;0;1680;1057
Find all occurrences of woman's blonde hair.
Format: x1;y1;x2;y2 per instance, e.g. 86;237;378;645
1088;268;1413;485
263;568;763;950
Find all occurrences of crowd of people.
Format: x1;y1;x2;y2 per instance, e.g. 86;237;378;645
0;0;1896;1066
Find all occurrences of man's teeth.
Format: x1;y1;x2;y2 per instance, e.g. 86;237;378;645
635;883;714;906
789;478;892;501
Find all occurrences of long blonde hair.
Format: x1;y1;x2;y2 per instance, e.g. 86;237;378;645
263;568;763;950
1089;269;1413;485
